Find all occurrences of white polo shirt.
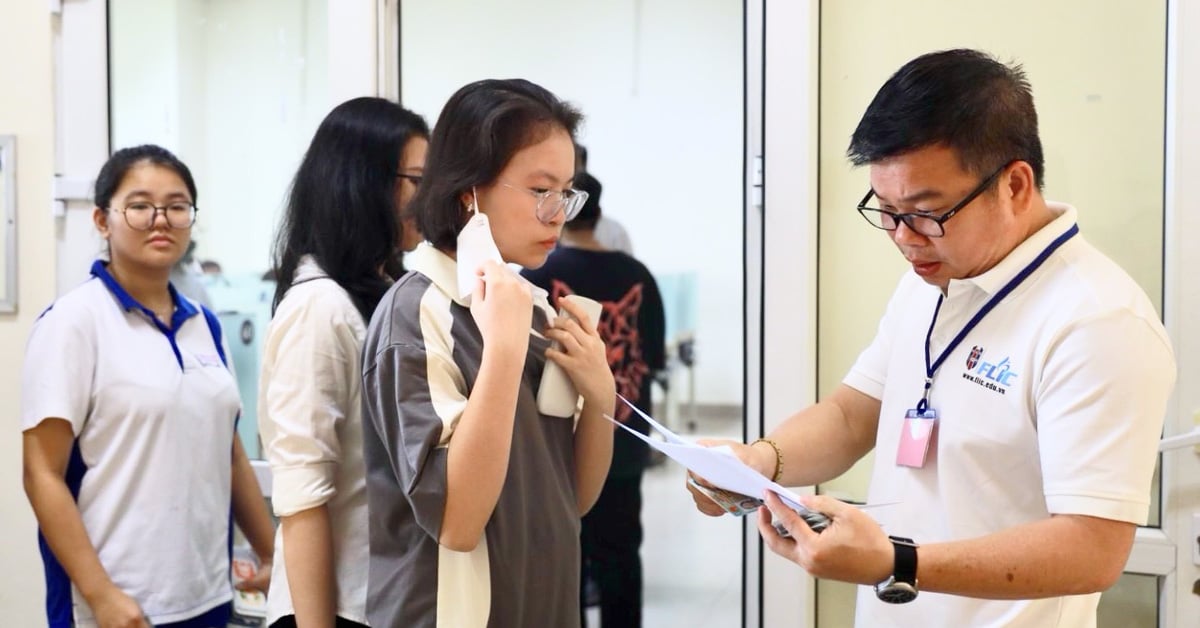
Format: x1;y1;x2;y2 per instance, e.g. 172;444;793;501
258;256;369;625
21;260;242;628
845;204;1176;627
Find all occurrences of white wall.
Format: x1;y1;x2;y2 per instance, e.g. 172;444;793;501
401;0;745;405
0;1;55;623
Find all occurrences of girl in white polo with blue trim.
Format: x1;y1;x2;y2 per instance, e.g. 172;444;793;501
22;145;276;628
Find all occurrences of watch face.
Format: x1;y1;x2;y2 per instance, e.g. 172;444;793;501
876;581;918;604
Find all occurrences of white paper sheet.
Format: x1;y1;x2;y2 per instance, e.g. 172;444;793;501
609;395;813;514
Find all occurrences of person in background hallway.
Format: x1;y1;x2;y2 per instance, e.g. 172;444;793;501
360;78;615;628
574;143;634;255
522;171;666;628
22;144;275;628
260;97;429;628
687;48;1176;627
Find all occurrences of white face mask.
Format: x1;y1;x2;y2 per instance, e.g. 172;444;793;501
455;186;504;305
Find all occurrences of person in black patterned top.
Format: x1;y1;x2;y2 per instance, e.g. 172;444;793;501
523;171;666;628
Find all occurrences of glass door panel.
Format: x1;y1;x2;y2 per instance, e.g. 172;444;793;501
816;1;1166;624
399;2;748;624
109;0;334;458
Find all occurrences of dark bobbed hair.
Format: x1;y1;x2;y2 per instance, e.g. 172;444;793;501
272;96;430;321
95;144;198;209
411;78;583;250
565;171;602;231
848;48;1045;189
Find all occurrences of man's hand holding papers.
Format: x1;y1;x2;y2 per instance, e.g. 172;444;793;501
606;396;831;533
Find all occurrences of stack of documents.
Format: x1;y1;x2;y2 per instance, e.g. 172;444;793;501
608;396;829;532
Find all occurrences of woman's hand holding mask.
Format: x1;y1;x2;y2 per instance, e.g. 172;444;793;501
470;260;533;356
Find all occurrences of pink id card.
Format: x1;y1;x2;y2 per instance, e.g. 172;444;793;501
896;408;937;468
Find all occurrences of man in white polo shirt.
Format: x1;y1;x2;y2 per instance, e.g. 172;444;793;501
688;49;1176;626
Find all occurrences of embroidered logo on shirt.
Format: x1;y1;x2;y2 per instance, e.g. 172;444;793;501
195;353;225;368
961;347;1019;395
966;345;983;370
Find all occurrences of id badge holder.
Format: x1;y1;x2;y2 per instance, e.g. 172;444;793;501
896;408;937;468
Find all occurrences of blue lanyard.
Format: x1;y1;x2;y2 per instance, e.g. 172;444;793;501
916;224;1079;411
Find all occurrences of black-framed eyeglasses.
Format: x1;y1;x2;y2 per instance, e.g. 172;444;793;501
856;161;1012;238
498;181;589;224
396;173;423;187
110;201;198;231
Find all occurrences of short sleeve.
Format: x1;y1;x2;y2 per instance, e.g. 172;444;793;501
362;341;467;540
21;305;97;434
843;275;917;400
264;289;367;516
1037;310;1175;524
259;293;362;517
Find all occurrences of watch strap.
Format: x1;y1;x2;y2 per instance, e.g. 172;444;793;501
889;535;918;585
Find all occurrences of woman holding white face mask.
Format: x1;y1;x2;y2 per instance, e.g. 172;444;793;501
360;79;616;628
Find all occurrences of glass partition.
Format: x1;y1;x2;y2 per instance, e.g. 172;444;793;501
109;0;332;457
817;1;1167;624
400;1;747;624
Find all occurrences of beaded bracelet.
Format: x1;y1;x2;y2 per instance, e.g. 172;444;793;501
752;437;783;482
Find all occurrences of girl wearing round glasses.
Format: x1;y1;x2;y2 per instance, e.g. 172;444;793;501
360;79;615;628
21;145;275;628
260;97;429;628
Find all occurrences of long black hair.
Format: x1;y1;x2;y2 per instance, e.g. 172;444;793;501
411;79;582;250
272;97;429;321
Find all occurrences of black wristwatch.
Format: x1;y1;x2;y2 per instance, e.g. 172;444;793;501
874;535;919;604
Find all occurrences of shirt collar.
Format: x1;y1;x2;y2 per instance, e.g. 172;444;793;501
293;255;329;284
90;259;199;330
406;242;550;307
949;202;1078;297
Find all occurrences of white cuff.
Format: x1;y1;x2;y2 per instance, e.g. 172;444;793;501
270;462;338;517
1045;493;1149;526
